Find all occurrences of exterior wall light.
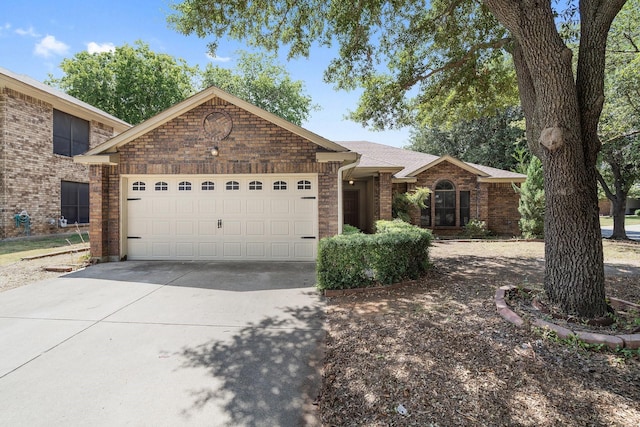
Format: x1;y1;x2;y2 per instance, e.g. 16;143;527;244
210;146;219;156
348;179;354;185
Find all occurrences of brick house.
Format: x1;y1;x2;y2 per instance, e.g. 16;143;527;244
338;141;526;236
77;86;524;262
0;67;130;239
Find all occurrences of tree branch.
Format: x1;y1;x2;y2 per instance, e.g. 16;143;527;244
401;37;511;90
596;168;616;201
602;129;640;144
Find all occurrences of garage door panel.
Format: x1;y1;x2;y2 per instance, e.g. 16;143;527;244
246;221;265;236
271;242;290;258
294;221;314;236
246;199;265;214
152;221;171;237
223;199;242;214
151;199;173;215
176;221;194;236
294;199;314;214
151;242;171;258
176;242;194;257
128;218;147;236
198;242;217;258
222;220;242;236
126;174;317;261
246;242;265;257
271;221;289;235
294;242;314;258
176;199;195;214
223;242;242;257
198;221;217;236
271;200;291;214
198;199;217;214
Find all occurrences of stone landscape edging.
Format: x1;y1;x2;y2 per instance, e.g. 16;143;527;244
495;285;640;350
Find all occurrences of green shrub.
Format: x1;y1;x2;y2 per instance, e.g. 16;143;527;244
462;219;490;238
635;209;640;217
342;224;362;234
392;187;430;222
317;219;433;290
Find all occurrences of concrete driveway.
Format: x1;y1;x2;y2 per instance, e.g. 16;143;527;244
0;261;324;426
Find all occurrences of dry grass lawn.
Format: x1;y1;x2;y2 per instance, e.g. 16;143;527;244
318;240;640;426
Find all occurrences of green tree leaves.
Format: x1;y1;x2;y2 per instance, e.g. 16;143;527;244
47;41;197;125
201;51;318;126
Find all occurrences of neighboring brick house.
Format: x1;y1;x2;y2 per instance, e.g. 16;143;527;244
338;141;526;236
0;67;130;239
77;86;524;262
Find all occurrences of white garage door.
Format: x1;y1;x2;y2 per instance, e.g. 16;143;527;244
125;174;318;261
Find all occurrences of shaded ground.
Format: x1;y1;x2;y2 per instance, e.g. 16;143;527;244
319;240;640;426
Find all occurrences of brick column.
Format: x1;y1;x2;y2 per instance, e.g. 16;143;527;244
89;165;109;261
379;172;393;220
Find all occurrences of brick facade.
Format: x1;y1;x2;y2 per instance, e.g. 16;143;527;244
389;161;521;237
89;97;341;260
0;87;117;239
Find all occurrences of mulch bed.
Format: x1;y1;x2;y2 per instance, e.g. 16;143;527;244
317;242;640;426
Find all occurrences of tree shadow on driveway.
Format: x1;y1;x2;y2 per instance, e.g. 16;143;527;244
178;304;325;427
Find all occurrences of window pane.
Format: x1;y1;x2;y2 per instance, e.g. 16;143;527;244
460;191;470;226
201;181;215;190
71;117;89;155
53;135;71;156
60;181;89;224
53;110;71;156
61;181;76;205
435;180;454;190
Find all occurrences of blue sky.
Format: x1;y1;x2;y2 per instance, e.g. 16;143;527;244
0;1;410;147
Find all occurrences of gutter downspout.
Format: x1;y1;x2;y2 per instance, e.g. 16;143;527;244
337;155;361;234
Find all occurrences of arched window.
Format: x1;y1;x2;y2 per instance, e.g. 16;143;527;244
249;180;263;190
226;181;240;191
273;181;287;190
155;181;168;191
132;181;146;191
178;181;192;191
201;181;215;191
435;180;455;226
297;180;312;190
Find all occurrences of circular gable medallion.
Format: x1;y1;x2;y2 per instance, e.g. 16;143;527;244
203;110;233;141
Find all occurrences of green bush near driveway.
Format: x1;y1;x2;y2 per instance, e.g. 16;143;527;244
317;220;433;291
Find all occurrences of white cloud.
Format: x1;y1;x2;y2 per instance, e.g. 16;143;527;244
0;23;11;35
87;42;116;54
15;26;40;37
206;52;231;63
34;35;70;58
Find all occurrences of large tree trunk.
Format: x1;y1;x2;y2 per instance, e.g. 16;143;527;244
484;0;626;318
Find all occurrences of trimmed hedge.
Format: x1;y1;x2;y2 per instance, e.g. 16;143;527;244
316;220;433;291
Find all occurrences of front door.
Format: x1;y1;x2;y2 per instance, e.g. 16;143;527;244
343;190;360;230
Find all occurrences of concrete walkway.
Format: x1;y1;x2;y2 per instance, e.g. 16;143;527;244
0;261;324;426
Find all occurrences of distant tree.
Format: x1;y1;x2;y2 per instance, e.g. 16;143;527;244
515;157;545;239
47;41;197;124
201;51;318;125
407;107;526;171
596;0;640;239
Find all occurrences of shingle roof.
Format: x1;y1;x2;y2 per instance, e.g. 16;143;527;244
337;140;525;181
